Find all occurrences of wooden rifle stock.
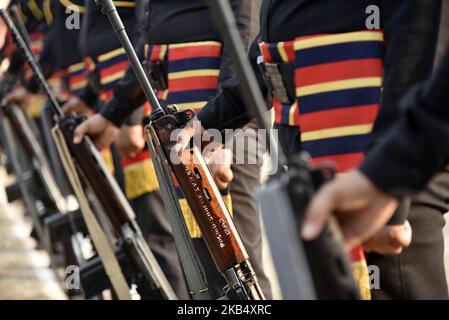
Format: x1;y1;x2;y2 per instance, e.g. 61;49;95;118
57;116;132;231
96;0;263;299
149;113;247;270
148;107;264;300
57;116;176;300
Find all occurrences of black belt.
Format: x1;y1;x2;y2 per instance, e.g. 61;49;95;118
257;56;296;105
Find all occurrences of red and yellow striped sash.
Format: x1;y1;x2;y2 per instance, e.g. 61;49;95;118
97;47;130;104
67;61;87;96
260;30;384;173
261;31;384;300
143;41;231;238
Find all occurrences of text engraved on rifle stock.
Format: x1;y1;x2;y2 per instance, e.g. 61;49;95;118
184;165;229;249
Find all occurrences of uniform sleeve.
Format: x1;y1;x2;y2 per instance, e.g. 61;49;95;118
100;36;146;127
6;49;25;75
76;85;98;107
370;0;442;142
360;48;449;196
99;0;148;126
197;36;269;130
25;26;55;93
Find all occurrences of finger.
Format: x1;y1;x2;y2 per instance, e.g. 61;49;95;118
174;127;194;153
73;121;88;144
392;221;412;247
95;136;110;151
62;104;71;115
215;179;228;190
383;243;404;255
217;169;233;185
362;242;403;255
342;197;397;248
302;184;338;240
215;171;233;190
93;141;102;150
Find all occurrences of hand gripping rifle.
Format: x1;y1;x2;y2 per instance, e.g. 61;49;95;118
0;9;176;300
207;0;361;300
98;0;264;300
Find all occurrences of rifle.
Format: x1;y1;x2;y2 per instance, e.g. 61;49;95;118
1;5;87;268
208;0;360;299
0;9;176;300
0;51;20;175
11;4;88;247
0;73;17;174
98;0;264;300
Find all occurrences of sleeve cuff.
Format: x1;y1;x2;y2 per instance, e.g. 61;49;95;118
100;96;129;127
360;88;449;197
76;87;98;108
24;76;40;94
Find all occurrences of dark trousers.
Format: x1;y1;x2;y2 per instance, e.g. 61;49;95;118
130;192;190;299
366;206;448;300
276;123;449;299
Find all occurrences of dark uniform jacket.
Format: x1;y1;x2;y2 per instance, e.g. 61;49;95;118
196;0;441;132
100;0;245;126
197;0;445;212
75;0;138;107
4;0;49;76
25;0;85;93
361;47;449;197
79;0;137;58
46;0;84;71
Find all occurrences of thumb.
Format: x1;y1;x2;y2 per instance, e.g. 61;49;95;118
219;167;233;182
62;104;71;115
395;220;412;247
73;121;89;144
302;184;338;240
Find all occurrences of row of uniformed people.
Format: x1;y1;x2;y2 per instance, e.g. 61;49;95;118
5;0;448;300
66;0;273;299
2;0;190;299
75;0;449;300
2;0;272;300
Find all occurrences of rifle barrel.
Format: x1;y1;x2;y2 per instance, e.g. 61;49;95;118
97;0;164;116
9;5;32;52
0;9;63;118
207;0;287;167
